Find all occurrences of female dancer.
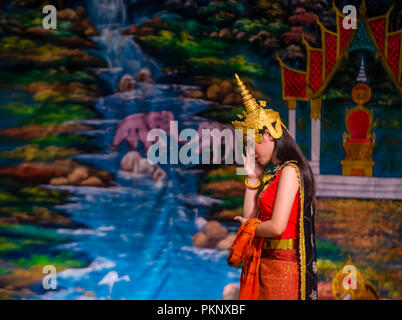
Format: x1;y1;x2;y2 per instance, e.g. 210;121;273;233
227;74;318;300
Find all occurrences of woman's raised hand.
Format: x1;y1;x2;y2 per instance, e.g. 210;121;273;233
242;150;264;180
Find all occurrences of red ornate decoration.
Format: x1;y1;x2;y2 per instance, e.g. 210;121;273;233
368;18;386;52
277;3;357;100
277;1;402;102
309;50;322;91
366;5;402;92
387;33;401;80
283;67;306;98
324;32;338;77
339;16;354;53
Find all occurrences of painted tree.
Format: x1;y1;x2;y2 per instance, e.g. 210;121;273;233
279;0;333;66
250;0;288;23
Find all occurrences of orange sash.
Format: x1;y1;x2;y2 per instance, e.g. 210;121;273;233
227;218;264;300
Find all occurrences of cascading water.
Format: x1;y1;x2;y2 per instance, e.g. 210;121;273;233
88;0;162;89
88;0;127;26
37;0;241;300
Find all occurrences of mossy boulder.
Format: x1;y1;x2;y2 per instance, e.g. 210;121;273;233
0;159;113;186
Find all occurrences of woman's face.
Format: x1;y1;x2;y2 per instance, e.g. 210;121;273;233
253;130;276;167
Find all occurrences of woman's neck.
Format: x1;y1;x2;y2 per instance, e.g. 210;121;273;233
271;156;281;166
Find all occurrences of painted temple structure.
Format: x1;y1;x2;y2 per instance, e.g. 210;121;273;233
277;1;402;199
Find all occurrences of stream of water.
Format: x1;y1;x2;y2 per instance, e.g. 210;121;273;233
36;1;241;300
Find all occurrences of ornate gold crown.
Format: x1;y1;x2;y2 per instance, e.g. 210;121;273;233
232;73;290;143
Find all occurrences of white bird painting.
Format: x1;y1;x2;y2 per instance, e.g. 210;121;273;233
98;271;131;299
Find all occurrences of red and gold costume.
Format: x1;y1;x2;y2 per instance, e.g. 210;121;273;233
227;74;318;300
257;162;301;300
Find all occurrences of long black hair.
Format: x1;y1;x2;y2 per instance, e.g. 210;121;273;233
260;123;317;212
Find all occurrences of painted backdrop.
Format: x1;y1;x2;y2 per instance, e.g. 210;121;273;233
0;0;400;300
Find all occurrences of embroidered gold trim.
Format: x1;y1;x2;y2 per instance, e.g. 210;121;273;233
264;238;295;250
286;162;306;300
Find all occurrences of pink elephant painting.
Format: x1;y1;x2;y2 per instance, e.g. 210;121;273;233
112;111;176;151
113;114;239;164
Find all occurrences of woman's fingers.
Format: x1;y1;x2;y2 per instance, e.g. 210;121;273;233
234;216;247;224
245;145;251;160
242;154;249;173
242;153;246;165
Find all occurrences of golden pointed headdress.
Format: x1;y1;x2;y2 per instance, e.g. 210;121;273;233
232;73;290;143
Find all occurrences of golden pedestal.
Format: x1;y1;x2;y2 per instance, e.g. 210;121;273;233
341;134;375;177
340;159;374;176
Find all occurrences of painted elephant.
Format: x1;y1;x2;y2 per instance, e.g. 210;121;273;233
187;121;237;163
112;110;175;151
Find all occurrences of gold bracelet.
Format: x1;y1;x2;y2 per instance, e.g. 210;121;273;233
245;177;261;190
